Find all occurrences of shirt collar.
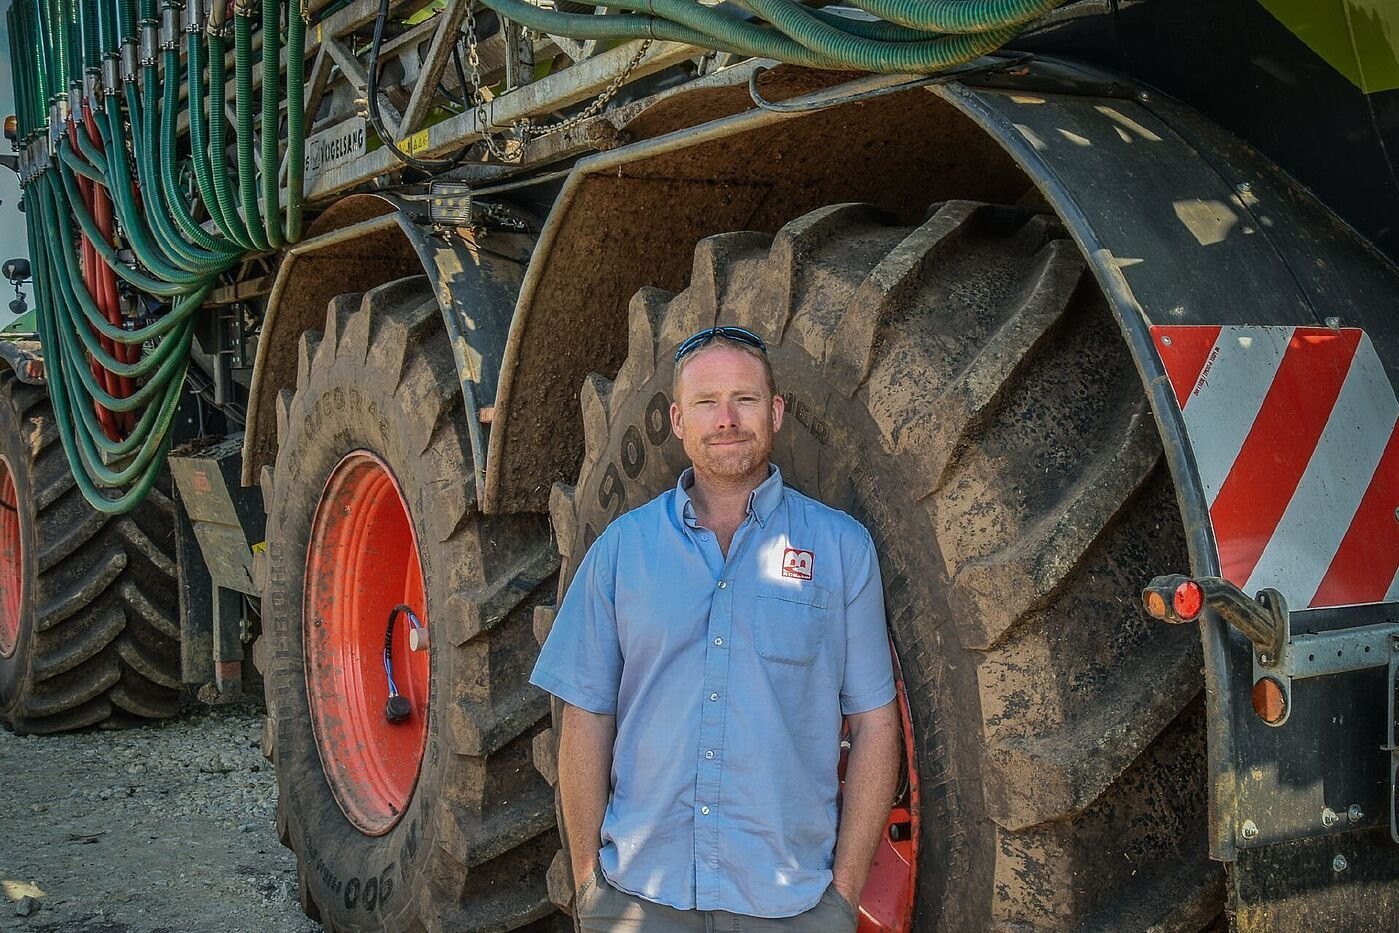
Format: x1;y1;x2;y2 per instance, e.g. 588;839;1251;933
675;464;785;529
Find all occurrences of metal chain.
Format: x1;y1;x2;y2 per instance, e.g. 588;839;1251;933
463;1;515;161
458;6;653;159
518;37;652;138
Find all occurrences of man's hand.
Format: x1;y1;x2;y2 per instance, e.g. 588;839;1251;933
831;701;902;911
558;703;617;890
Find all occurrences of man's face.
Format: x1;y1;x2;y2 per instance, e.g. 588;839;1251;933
670;346;785;483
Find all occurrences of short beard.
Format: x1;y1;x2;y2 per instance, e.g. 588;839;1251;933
689;432;771;484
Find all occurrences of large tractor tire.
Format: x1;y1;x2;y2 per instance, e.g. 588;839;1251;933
546;202;1223;930
0;371;181;734
261;276;567;932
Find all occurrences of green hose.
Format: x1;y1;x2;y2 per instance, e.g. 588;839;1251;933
841;0;1060;34
159;48;243;253
71;110;212;286
261;0;285;248
29;178;189;510
234;11;269;251
188;31;253;248
285;0;306;242
478;0;1060;73
208;29;256;249
56;147;205;297
134;78;233;271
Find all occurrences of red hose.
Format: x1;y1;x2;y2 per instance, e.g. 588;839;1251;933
66;114;128;439
81;103;138;433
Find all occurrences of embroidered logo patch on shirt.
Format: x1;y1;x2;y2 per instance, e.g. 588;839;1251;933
781;547;815;581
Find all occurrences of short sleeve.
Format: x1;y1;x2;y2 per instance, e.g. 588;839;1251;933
529;528;624;715
839;530;895;715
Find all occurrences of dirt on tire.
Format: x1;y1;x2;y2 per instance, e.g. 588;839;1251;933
0;373;182;735
260;277;566;932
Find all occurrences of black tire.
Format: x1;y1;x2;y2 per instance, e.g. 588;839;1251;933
261;276;568;932
0;371;181;734
545;203;1224;930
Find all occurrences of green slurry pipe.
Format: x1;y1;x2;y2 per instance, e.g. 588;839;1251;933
234;8;269;251
262;0;284;248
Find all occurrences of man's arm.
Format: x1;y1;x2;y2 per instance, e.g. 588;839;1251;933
558;702;617;889
831;701;902;910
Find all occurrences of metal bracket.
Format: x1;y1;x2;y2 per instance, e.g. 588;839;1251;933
1388;637;1399;844
1146;574;1399;730
1258;620;1399;728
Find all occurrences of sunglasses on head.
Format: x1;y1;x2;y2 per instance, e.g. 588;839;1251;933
673;326;768;363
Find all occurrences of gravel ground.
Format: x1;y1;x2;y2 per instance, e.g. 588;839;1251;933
0;697;321;933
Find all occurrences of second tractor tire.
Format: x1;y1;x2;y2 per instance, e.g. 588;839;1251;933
261;276;567;932
0;370;181;735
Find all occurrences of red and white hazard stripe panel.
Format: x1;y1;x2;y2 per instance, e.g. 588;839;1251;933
1154;326;1398;610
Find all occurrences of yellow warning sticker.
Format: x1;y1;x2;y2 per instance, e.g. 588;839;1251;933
406;130;431;155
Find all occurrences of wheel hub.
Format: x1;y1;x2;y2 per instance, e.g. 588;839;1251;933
305;451;429;835
0;456;22;659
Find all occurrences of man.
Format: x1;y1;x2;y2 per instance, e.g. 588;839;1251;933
531;325;902;931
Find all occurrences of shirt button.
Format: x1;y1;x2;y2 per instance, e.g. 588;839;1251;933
699;534;708;541
713;637;723;646
709;692;719;701
717;581;727;589
705;750;714;759
701;806;711;815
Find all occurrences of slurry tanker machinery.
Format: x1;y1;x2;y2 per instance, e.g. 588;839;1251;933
3;0;1398;929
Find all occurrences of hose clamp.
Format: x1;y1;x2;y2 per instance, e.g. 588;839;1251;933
140;22;159;66
160;7;180;50
47;103;61;153
83;72;99;108
122;39;140;80
186;0;205;32
103;54;121;93
207;0;228;35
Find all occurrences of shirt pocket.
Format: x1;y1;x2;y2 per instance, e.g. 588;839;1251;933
754;581;831;665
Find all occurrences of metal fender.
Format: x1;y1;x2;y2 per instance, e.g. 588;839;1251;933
482;59;1399;877
241;193;532;491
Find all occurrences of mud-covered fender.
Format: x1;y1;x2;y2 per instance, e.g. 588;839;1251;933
481;59;1399;872
241;193;532;492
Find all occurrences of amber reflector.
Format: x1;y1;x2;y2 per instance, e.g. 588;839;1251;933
1144;590;1168;619
3;116;15;141
1173;579;1204;620
1252;677;1287;725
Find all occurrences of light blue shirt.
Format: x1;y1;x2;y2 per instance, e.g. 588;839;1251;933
530;465;895;918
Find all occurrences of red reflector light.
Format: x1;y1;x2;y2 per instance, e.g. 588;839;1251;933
1173;580;1204;620
1252;677;1287;725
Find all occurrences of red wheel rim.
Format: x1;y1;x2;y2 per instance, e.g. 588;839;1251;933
305;451;429;835
0;457;21;659
841;638;920;931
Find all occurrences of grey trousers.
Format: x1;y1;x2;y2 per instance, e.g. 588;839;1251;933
573;866;858;933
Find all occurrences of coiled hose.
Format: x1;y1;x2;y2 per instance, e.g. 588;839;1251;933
10;0;1061;513
9;0;305;512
